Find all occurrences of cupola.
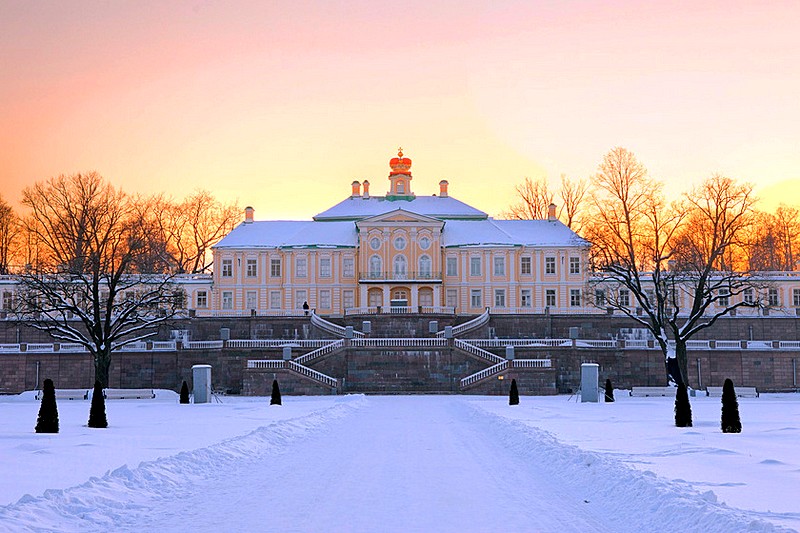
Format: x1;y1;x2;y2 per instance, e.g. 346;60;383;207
387;148;414;199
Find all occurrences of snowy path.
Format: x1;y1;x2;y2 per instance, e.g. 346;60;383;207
130;396;610;533
1;396;788;532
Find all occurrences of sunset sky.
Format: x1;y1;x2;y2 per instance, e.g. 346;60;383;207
1;1;799;219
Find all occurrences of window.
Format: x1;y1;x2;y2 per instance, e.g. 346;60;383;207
369;255;382;277
446;257;458;276
269;291;281;309
343;290;354;310
270;258;281;277
418;255;432;277
794;289;800;307
368;290;383;307
493;256;505;276
470;289;482;308
394;236;406;250
319;257;331;278
222;259;232;277
619;289;630;307
296;257;307;278
343;257;354;277
545;289;556;307
570;289;581;307
370;237;381;250
595;289;606;307
246;291;258;310
743;288;754;304
2;291;13;310
195;291;208;308
419;236;431;250
397;181;405;194
520;256;532;275
172;290;186;308
419;290;433;307
494;289;506;308
295;290;307;309
393;255;407;278
768;287;779;307
718;288;730;307
545;257;556;274
246;258;258;277
470;256;481;276
222;291;233;310
446;289;458;309
569;257;580;275
319;290;331;309
521;289;532;308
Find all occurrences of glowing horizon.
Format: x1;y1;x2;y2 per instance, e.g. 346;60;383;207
1;1;798;219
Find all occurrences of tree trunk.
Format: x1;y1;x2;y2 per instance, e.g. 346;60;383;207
675;339;689;387
94;351;111;389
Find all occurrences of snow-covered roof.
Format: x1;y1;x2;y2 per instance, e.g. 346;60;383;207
314;195;487;221
442;219;589;248
214;221;357;249
215;218;587;250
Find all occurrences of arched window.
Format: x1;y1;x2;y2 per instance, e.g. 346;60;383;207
418;255;432;278
369;255;382;278
393;255;407;278
396;180;405;194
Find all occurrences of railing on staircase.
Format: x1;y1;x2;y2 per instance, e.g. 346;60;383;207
286;360;338;388
460;361;508;388
436;308;490;338
453;338;505;365
459;358;552;389
294;339;345;365
310;311;365;338
246;358;338;389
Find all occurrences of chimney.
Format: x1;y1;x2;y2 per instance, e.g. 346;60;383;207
362;180;370;198
351;180;361;197
547;203;557;221
439;180;449;197
244;206;254;224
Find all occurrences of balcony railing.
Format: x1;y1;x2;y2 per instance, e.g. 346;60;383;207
358;271;442;282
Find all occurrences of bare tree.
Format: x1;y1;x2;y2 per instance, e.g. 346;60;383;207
504;177;554;220
167;190;240;273
585;149;761;386
0;195;21;274
558;174;588;231
128;194;174;274
16;173;183;387
504;174;588;230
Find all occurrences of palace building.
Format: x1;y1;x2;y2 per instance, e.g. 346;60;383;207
205;150;591;317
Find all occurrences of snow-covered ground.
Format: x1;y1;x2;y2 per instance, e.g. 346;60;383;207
0;391;797;532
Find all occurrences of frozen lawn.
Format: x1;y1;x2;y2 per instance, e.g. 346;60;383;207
0;391;798;532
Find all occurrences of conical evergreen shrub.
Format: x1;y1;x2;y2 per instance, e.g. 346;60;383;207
674;383;693;427
604;378;615;402
721;378;742;433
509;378;519;405
88;380;108;428
180;380;190;404
35;378;59;433
270;379;282;405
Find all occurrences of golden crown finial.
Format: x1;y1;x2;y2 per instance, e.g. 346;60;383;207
397;147;403;157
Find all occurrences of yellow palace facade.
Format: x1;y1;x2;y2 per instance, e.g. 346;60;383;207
205;151;591;317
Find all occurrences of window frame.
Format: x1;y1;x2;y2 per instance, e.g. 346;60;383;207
520;256;532;275
545;256;556;275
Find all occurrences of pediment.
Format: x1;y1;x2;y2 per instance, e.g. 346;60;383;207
356;208;444;228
